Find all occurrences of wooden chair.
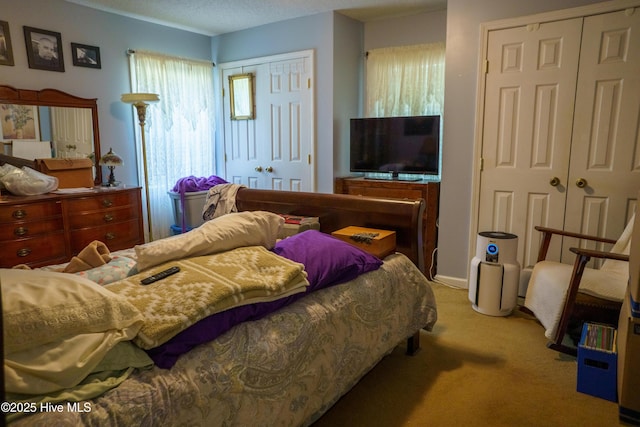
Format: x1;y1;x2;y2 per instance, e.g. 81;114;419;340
522;215;633;356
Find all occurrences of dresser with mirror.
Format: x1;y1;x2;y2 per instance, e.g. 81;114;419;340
0;85;144;268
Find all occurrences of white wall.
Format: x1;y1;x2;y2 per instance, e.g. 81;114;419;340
364;9;447;50
212;12;362;193
1;0;212;187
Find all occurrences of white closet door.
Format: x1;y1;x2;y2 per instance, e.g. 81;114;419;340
261;55;314;192
478;7;640;288
222;64;262;188
564;8;640;257
222;50;315;191
478;19;583;270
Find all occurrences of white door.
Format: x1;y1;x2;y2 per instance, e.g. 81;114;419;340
478;19;583;268
222;51;315;191
222;64;262;188
564;8;640;254
478;8;640;280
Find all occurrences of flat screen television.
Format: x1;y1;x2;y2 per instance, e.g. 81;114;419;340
350;115;440;180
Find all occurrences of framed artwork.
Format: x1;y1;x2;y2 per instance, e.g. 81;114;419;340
229;73;255;120
0;20;14;66
71;42;101;69
1;104;40;141
23;26;64;72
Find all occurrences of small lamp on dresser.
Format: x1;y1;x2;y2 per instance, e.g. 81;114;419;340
99;147;123;187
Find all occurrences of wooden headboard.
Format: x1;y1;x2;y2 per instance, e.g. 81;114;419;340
235;188;426;272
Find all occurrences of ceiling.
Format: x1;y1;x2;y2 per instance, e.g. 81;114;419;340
66;0;447;36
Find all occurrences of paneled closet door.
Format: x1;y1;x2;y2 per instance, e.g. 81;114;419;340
478;18;582;271
563;8;640;261
478;7;640;285
221;50;315;192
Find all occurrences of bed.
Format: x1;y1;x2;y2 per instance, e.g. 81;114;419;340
2;188;437;426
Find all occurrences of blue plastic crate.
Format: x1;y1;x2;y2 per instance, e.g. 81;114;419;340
577;323;618;402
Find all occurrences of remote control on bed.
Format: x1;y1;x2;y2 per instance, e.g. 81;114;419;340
141;266;180;285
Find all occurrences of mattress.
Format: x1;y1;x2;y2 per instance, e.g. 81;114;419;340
12;253;437;426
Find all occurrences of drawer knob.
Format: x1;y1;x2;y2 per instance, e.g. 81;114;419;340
12;209;27;219
102;199;114;207
14;227;28;237
17;248;32;257
105;232;116;240
103;214;114;222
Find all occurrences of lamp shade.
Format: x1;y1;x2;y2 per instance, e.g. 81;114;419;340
121;93;159;104
99;147;123;167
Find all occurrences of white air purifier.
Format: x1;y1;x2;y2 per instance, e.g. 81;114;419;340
469;231;520;316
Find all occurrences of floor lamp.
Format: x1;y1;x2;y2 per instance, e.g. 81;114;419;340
121;93;159;242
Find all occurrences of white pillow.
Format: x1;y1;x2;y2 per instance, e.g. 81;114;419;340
1;269;144;355
135;210;284;271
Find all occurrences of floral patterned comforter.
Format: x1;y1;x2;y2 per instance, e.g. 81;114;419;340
13;253;437;427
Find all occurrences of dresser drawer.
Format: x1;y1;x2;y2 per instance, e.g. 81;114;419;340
0;217;64;241
0;200;62;223
70;219;142;254
1;232;67;268
65;191;138;212
68;205;140;229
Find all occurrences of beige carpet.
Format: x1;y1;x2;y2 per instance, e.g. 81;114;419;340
313;282;621;427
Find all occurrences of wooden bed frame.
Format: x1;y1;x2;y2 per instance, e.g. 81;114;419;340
235;188;426;271
235;188;427;355
0;188;428;425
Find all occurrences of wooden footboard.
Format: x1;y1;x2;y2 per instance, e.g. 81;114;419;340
235;188;427;355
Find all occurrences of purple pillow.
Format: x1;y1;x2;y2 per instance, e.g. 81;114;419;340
273;229;383;288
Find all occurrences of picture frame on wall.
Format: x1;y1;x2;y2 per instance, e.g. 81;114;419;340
0;20;14;66
23;26;64;72
0;104;40;141
71;42;101;69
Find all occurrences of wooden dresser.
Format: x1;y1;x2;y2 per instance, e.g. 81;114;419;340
335;177;440;275
0;187;144;268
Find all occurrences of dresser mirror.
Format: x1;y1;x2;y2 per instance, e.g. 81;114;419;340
0;85;102;185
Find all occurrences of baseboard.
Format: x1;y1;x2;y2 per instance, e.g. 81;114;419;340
433;274;467;289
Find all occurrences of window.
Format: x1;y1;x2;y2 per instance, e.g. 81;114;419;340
366;42;445;117
128;50;215;240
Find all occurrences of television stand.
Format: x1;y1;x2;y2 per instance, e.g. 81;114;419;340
334;176;440;276
364;175;423;182
363;171;424;182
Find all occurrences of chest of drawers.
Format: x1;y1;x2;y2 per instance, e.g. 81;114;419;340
335;177;440;276
0;187;143;268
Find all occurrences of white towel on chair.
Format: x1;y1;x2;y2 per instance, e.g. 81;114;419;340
525;213;634;339
524;261;627;339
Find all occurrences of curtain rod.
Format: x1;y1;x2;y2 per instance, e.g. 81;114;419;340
126;49;215;66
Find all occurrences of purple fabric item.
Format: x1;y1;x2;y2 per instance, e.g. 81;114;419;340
272;229;383;288
146;230;382;368
171;175;227;232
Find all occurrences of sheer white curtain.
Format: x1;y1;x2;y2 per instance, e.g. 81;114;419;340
128;50;215;240
366;42;445;117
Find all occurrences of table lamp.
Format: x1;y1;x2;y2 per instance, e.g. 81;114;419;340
99;147;123;187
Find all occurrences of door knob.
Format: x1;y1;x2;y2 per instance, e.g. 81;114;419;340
575;178;587;188
255;166;263;172
265;166;273;173
549;177;560;187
